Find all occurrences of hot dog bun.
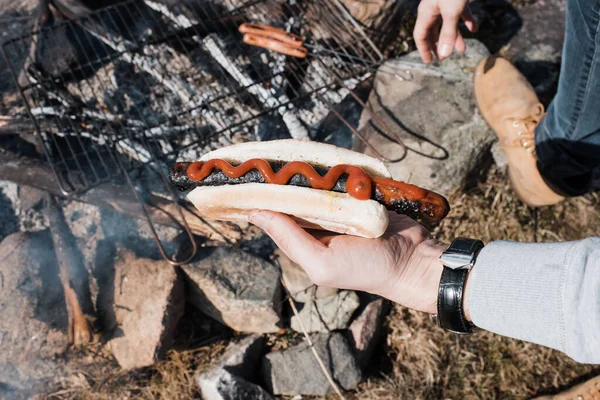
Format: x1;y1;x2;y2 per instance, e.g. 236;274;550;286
186;139;392;238
187;183;389;238
198;139;392;179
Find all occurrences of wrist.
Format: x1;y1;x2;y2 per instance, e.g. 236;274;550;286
384;239;448;314
436;238;484;333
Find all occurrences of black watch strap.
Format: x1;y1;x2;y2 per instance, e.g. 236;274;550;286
437;267;475;334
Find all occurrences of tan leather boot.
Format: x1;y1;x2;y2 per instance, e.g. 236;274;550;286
474;56;564;206
533;375;600;400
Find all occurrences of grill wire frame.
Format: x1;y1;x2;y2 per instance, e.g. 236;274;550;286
2;0;387;265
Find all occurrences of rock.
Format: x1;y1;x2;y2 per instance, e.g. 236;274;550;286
347;295;389;368
274;249;337;303
196;334;273;400
290;291;359;333
505;0;565;102
0;232;69;393
262;332;362;396
182;247;282;333
108;248;184;370
355;39;495;196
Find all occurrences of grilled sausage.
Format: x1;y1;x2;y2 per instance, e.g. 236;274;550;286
169;160;450;223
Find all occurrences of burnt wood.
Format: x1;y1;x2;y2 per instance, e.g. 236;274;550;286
46;194;94;345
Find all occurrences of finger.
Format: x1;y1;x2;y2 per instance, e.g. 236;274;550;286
437;14;460;59
429;18;441;60
413;3;439;64
461;5;478;32
248;210;327;266
455;30;466;53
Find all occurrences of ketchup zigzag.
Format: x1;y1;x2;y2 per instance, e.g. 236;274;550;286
185;159;429;202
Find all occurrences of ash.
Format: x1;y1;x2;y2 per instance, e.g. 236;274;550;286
8;0;370;191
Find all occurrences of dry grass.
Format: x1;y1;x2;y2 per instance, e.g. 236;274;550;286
43;341;228;400
42;166;600;400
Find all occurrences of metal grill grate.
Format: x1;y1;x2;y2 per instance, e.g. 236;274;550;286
2;0;387;264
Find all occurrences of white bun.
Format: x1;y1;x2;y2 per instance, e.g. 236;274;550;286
199;139;392;178
187;183;389;239
188;140;392;238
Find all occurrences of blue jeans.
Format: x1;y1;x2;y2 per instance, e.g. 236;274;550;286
534;0;600;196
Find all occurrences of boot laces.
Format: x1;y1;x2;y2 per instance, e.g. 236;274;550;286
502;103;545;154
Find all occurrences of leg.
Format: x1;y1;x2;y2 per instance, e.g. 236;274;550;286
535;0;600;196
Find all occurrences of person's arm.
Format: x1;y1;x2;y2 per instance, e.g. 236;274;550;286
249;210;600;364
464;238;600;363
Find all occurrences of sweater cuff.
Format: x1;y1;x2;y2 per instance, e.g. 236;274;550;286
467;240;572;352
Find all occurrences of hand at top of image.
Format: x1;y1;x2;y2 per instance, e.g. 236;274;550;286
413;0;479;63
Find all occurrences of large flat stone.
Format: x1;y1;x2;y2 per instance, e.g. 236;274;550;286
262;332;362;395
356;39;494;196
108;248;184;370
0;232;69;393
347;295;389;368
182;247;282;333
290;291;360;333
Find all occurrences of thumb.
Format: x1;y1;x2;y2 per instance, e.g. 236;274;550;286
437;13;460;59
248;210;327;270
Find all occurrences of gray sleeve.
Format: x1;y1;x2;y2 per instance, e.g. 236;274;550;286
467;237;600;364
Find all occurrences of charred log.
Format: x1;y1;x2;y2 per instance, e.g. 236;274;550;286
45;194;95;345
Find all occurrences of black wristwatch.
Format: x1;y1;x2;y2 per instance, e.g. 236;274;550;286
437;238;484;334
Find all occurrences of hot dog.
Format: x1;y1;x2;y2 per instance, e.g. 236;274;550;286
242;33;308;58
239;23;308;58
169;139;450;238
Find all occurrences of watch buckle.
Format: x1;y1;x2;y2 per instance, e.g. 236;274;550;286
440;252;474;270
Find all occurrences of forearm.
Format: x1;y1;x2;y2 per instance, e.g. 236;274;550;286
387;237;600;363
465;238;600;363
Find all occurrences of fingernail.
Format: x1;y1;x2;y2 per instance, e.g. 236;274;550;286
439;44;451;58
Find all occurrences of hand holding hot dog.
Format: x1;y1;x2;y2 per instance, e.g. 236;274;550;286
413;0;478;63
249;210;449;314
